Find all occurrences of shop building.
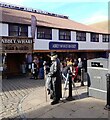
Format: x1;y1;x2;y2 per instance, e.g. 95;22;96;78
1;36;33;77
0;3;110;77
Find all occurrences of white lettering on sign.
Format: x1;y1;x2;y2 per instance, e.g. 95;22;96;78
1;39;33;44
51;43;77;49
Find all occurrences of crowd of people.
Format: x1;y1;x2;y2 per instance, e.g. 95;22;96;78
21;52;87;80
20;53;45;79
21;52;87;105
44;52;87;105
61;57;87;87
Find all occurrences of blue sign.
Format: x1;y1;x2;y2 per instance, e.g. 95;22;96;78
49;42;78;50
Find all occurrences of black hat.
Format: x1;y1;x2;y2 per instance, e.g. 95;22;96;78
50;51;57;56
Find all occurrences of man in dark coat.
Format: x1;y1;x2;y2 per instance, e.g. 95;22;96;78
47;51;62;105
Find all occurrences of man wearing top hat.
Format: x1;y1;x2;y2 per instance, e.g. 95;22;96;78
47;51;62;105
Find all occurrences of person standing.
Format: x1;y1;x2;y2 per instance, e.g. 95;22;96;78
21;61;27;75
25;53;32;73
39;56;44;79
77;58;83;77
78;58;84;86
47;51;62;105
62;62;70;90
30;56;39;79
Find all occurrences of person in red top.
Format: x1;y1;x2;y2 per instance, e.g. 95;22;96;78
72;64;78;82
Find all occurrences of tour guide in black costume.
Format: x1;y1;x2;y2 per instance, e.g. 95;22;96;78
46;51;62;105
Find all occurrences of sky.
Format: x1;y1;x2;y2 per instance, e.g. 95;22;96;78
0;0;109;25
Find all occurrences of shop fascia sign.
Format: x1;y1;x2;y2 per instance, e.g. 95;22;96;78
1;38;33;44
49;42;78;50
1;37;33;53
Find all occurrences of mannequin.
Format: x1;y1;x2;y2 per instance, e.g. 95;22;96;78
47;51;62;105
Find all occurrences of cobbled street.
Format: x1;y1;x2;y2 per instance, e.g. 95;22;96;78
0;77;108;119
0;77;45;119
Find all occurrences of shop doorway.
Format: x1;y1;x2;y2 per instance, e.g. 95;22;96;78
5;53;26;78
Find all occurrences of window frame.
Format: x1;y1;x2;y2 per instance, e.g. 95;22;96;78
37;26;52;40
59;29;71;40
76;31;86;41
102;34;110;42
91;33;99;42
9;24;28;37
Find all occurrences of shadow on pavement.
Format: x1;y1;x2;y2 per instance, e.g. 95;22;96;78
13;96;108;119
2;76;45;92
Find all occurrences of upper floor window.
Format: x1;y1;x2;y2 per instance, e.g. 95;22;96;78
102;34;109;42
37;26;52;39
9;24;28;37
59;29;71;40
76;31;86;41
91;33;99;42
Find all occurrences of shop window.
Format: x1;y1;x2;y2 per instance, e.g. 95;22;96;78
37;27;52;39
59;29;71;40
76;31;86;41
102;34;109;42
9;24;28;37
91;33;99;42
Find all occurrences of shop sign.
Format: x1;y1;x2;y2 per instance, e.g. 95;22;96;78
49;42;78;50
1;39;32;44
1;37;33;53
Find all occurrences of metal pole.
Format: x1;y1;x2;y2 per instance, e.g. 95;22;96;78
104;73;110;111
81;68;85;86
68;71;72;97
66;70;75;101
44;64;47;102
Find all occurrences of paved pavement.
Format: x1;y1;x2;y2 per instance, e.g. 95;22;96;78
0;77;45;119
0;77;109;119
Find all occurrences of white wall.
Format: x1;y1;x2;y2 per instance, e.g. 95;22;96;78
34;39;50;50
99;34;102;43
78;33;109;50
34;28;109;51
34;26;51;50
34;28;59;50
1;23;109;51
0;23;8;36
52;29;58;41
86;33;90;43
28;26;32;37
0;23;2;36
71;31;76;41
109;53;110;73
